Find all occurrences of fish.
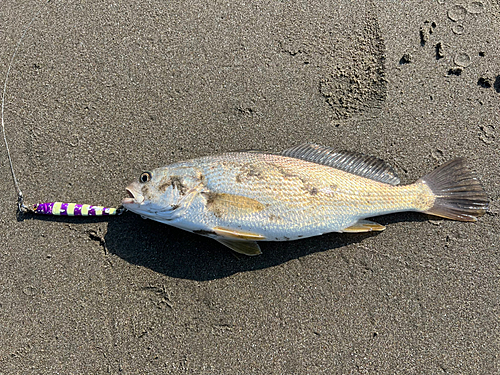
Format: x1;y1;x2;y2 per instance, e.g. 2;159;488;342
122;143;489;256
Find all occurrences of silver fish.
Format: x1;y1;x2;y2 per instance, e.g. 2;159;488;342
122;144;488;255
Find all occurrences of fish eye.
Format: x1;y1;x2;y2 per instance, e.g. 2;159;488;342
140;171;152;183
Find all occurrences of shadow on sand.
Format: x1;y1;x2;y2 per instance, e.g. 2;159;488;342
99;211;428;281
21;209;428;281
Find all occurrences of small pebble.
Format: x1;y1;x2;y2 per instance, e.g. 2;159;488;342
399;53;412;64
435;42;445;59
448;67;463;76
477;77;492;88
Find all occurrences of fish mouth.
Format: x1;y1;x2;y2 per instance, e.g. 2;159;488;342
122;184;144;205
122;189;135;205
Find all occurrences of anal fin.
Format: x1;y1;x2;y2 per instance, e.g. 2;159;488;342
341;220;386;233
215;238;262;256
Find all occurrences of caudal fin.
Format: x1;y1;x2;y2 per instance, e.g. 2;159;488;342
418;158;489;222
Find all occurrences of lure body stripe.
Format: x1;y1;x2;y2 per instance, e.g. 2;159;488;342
33;203;119;216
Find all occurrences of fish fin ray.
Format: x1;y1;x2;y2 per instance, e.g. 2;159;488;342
215;238;262;256
418;158;489;222
213;226;266;240
281;143;400;185
341;220;386;233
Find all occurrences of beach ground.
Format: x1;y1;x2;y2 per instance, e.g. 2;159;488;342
1;1;499;373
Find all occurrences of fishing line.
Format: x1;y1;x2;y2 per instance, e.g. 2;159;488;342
2;0;123;216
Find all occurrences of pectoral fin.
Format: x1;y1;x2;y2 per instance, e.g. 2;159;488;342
341;220;386;233
215;238;262;256
203;192;266;218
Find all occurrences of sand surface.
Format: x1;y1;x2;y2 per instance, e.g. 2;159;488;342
1;0;499;373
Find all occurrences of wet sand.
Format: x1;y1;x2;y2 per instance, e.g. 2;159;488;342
1;0;499;373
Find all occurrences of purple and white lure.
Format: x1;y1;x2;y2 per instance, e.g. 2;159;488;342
32;202;122;216
1;1;124;218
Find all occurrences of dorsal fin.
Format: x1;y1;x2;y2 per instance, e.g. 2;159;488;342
281;143;400;185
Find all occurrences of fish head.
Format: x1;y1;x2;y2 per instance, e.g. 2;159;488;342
122;164;204;221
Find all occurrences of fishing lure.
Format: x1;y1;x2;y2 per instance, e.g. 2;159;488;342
1;0;122;217
32;202;122;216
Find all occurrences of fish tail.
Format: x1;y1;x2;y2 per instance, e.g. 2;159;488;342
418;158;489;221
